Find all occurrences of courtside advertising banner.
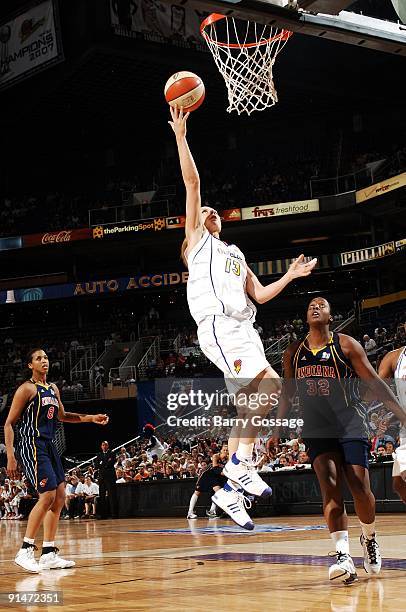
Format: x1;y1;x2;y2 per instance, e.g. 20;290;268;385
23;227;93;248
242;199;319;221
340;241;397;266
356;172;406;204
92;217;166;239
166;208;241;229
0;0;63;90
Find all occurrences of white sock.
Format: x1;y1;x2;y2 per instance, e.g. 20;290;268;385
23;537;35;545
360;520;376;540
188;493;198;515
331;530;349;555
236;442;254;462
42;541;55;548
209;502;217;513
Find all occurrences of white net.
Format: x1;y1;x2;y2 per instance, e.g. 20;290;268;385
201;14;292;116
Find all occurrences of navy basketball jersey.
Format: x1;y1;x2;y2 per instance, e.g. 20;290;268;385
291;332;368;438
17;381;60;443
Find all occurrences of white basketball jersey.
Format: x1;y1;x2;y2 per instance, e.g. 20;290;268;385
395;347;406;441
187;231;256;325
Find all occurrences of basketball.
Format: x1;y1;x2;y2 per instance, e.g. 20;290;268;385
164;71;205;112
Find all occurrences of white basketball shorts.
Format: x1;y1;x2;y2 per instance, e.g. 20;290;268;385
197;314;271;393
392;439;406;480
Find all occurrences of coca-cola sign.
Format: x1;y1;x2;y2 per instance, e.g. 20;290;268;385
23;227;93;248
42;231;73;244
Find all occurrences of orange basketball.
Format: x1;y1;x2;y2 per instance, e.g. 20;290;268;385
164;71;205;112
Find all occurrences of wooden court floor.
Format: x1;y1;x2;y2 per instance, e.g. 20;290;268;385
1;514;405;611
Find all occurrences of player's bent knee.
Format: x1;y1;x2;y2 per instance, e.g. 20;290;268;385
39;490;57;508
323;474;339;491
55;491;66;507
347;475;370;498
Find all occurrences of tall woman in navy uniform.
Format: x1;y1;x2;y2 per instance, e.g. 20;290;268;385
5;348;108;573
277;298;406;584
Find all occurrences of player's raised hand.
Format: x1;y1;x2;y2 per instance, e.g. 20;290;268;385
168;105;190;138
92;414;109;426
287;254;317;280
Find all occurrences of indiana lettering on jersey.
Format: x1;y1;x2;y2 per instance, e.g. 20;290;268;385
41;396;59;407
297;365;336;379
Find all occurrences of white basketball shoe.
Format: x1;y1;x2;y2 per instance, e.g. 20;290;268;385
360;534;381;575
15;546;40;573
211;484;254;530
329;552;358;584
223;453;272;497
39;548;75;570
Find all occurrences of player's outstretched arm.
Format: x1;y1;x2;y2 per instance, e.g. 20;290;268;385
246;254;317;304
168;106;201;240
4;383;36;479
51;384;109;425
340;335;406;426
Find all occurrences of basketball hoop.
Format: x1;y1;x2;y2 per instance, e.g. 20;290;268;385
201;13;292;115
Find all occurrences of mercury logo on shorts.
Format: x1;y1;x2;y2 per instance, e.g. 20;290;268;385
40;478;48;488
234;359;242;374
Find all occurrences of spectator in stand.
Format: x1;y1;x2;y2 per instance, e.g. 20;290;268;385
363;335;377;360
8;480;25;519
165;465;178;479
374;445;391;463
1;481;13;519
297;450;311;465
395;323;406;347
275;455;289;469
185;463;198;478
374;326;387;347
385;441;395;457
115;468;126;483
65;475;82;519
134;464;149;481
145;467;156;480
80;476;99;518
119;446;130;459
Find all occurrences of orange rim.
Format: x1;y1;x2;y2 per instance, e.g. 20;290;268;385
200;13;293;49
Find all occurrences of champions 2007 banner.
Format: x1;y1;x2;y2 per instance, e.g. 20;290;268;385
110;0;207;50
0;0;63;90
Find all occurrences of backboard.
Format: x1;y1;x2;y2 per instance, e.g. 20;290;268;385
171;0;406;55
